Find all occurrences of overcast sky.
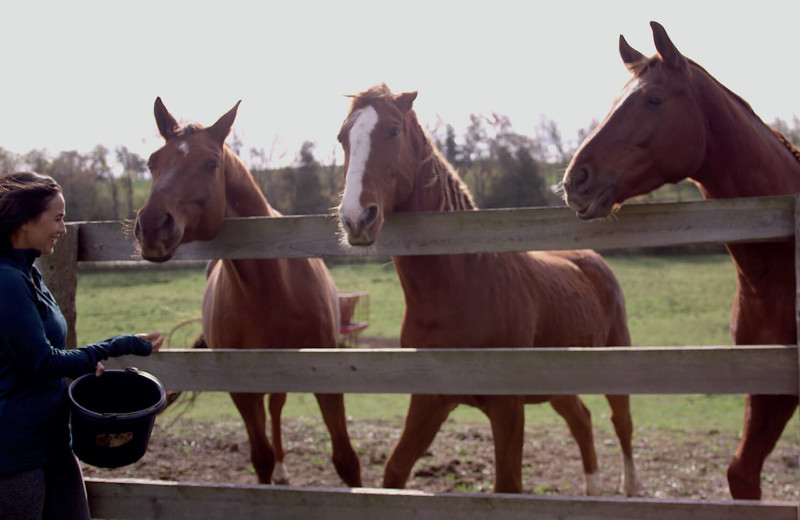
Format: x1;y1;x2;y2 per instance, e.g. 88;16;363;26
2;0;798;167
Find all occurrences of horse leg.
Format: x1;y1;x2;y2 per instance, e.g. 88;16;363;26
314;393;362;487
268;393;289;484
727;393;798;499
549;395;601;495
384;394;456;489
604;394;640;496
230;392;274;484
481;395;524;493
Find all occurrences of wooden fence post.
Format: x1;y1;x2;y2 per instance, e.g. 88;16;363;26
36;222;79;349
794;195;800;520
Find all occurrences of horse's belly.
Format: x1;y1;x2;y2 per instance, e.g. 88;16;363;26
401;313;542;349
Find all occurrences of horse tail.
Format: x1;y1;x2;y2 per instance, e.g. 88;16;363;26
159;323;206;417
204;259;219;279
192;333;209;349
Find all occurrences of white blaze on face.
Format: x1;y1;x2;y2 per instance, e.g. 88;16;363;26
340;106;379;223
612;77;642;111
158;141;190;190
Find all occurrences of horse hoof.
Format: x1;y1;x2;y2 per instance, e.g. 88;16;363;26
585;472;602;496
622;475;641;497
272;462;290;485
622;459;641;496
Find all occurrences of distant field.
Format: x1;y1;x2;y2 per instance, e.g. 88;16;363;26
74;255;798;439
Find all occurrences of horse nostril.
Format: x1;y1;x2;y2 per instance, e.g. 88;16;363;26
160;212;175;236
361;204;380;228
340;214;355;234
573;165;592;189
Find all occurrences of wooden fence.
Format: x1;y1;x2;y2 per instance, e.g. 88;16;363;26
39;195;800;519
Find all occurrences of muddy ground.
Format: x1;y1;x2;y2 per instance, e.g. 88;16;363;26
82;410;799;502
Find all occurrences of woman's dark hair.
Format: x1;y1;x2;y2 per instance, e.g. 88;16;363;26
0;172;62;249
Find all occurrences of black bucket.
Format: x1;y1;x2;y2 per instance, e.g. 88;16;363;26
68;368;166;468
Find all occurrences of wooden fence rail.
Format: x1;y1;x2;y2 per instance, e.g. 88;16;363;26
101;346;799;395
85;479;799;520
75;195;793;261
35;195;799;519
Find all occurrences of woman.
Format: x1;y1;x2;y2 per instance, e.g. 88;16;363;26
0;172;164;519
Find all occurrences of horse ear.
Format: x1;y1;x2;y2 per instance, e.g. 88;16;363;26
154;97;179;140
208;100;241;146
395;91;418;113
619;35;646;73
651;21;687;70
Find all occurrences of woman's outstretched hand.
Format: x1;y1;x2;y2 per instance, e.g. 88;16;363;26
93;332;165;376
136;332;165;353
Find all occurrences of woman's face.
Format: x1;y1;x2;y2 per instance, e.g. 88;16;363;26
11;193;66;255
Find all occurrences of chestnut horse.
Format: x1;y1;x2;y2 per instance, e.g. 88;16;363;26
561;22;800;500
134;98;361;487
336;84;640;496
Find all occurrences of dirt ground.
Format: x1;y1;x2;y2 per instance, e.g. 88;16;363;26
81;410;799;502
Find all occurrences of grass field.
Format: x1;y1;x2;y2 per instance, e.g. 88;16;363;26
75;255;738;346
74;254;798;439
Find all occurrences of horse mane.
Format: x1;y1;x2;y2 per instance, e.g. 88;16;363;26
690;61;800;166
636;57;800;166
174;123;204;136
423;146;476;211
771;128;800;164
348;83;394;111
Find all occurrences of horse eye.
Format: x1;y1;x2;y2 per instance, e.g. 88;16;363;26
389;128;400;138
646;95;665;107
206;159;220;171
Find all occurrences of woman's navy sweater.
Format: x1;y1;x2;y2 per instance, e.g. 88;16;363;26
0;248;151;475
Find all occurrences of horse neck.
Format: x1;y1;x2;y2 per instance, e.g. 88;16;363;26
393;250;481;301
682;72;800;296
393;139;479;300
218;147;287;280
691;72;800;199
221;147;278;219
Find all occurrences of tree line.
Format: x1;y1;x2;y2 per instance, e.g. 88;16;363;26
0;145;147;222
240;113;591;217
1;115;799;222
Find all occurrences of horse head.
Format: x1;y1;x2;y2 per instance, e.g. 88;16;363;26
337;84;422;246
135;98;240;262
561;21;707;219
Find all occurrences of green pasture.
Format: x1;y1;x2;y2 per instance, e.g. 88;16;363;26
74;255;798;439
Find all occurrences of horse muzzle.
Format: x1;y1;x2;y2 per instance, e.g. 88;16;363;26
562;164;617;220
134;211;183;262
339;203;382;246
